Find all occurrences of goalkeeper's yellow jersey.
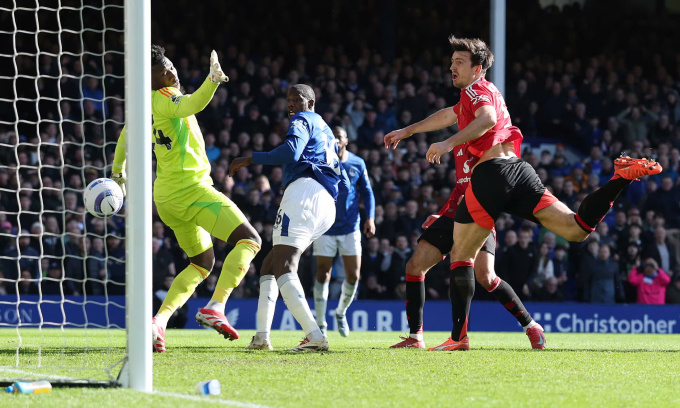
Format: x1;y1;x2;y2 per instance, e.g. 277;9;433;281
112;77;219;203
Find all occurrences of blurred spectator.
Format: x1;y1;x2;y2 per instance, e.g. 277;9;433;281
645;176;680;228
628;258;671;305
41;262;74;296
106;232;126;295
667;274;680;304
584;244;623;304
497;228;536;300
531;242;554;294
387;234;412;297
534;276;565;302
642;226;678;275
2;230;40;280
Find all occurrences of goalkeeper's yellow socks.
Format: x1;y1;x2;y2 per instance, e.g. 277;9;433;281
205;239;260;313
155;263;209;327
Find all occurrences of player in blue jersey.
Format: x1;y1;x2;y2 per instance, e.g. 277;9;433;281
229;84;347;352
312;126;375;337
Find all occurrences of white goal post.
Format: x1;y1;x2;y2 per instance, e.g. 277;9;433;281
123;0;152;392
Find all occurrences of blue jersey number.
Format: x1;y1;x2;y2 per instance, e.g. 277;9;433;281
323;130;341;175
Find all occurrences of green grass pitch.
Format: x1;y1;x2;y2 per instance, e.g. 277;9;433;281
0;328;679;407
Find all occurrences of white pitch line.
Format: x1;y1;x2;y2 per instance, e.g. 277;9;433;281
155;391;278;408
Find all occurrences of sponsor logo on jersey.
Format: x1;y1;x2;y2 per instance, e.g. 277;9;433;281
349;169;356;177
470;94;491;105
462;159;471;174
170;95;182;105
290;119;306;132
456;149;463;156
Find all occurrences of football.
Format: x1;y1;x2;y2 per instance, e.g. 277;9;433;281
83;178;124;218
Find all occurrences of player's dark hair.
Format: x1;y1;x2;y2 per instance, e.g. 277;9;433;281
448;36;494;73
332;126;347;138
291;84;315;102
151;44;165;66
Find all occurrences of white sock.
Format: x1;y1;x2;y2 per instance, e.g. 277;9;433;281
255;275;279;339
335;280;358;317
153;314;168;329
204;300;225;314
313;280;329;326
523;320;538;331
410;333;424;341
277;273;323;341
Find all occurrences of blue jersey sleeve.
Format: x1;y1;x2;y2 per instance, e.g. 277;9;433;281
252;136;305;165
357;160;375;219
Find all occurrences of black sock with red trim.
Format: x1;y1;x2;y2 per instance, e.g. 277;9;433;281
449;262;475;341
575;177;631;232
405;274;425;335
486;276;532;327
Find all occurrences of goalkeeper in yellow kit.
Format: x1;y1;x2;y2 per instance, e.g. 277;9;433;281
111;45;261;353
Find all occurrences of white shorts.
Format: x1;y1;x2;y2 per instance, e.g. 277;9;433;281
273;177;336;249
312;230;362;257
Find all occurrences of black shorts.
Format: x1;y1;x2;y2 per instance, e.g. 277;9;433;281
455;157;557;229
418;215;496;256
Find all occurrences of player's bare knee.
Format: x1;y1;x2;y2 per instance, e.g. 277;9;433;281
405;258;426;277
475;269;496;288
191;251;215;273
242;223;262;247
346;270;360;285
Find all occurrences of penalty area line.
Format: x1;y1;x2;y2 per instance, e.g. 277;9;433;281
155;390;278;408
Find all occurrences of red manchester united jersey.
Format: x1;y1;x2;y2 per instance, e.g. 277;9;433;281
453;77;522;157
437;142;479;219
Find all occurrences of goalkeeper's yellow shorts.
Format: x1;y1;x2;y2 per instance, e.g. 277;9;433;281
155;183;247;258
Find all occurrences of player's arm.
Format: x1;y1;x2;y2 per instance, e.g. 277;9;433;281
357;161;376;237
110;126;127;196
229;119;309;176
426;105;496;164
153;78;219;119
253;135;306;165
384;107;458;149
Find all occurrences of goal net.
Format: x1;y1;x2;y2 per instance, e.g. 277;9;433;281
0;0;129;386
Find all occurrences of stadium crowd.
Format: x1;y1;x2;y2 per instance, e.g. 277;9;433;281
1;1;680;309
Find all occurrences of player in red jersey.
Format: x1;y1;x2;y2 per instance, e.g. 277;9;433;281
383;137;541;349
412;36;660;350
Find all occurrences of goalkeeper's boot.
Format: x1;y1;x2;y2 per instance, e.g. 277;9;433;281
526;324;547;349
427;336;470;351
289;336;329;353
335;312;350;337
245;336;273;351
195;308;239;340
151;317;166;353
390;336;426;349
613;156;662;180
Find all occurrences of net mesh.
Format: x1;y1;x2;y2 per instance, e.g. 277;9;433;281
0;0;126;385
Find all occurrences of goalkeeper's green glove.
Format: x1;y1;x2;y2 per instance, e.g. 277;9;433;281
209;50;229;84
110;171;127;197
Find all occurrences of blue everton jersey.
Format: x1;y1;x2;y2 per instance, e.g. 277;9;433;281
283;111;344;200
326;152;375;236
